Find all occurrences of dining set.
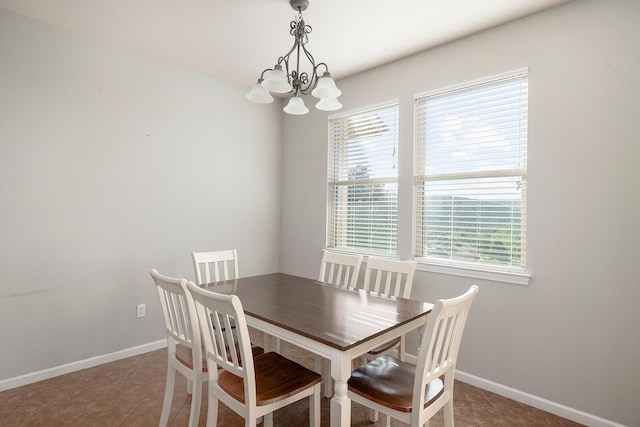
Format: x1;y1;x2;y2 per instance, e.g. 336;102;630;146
150;249;478;427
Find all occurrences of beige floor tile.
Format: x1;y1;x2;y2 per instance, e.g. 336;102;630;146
0;348;584;427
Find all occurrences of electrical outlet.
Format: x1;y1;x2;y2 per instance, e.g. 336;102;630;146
136;304;146;318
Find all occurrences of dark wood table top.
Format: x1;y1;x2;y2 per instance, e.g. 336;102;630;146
202;272;432;351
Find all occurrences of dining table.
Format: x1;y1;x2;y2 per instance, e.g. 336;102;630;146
202;272;433;427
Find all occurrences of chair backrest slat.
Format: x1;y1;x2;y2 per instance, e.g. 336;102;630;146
318;250;363;289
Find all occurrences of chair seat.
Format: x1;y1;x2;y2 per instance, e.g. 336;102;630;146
219;352;321;406
348;355;444;413
366;337;401;356
176;343;264;371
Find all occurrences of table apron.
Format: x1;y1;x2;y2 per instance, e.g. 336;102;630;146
245;314;427;361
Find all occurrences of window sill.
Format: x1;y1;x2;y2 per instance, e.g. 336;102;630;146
415;259;531;285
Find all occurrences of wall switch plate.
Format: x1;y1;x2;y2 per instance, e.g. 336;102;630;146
136;304;146;318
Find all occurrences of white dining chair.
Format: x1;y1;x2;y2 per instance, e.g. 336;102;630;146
192;249;275;351
358;256;417;423
316;249;364;396
150;269;206;427
360;256;417;363
348;285;479;427
186;282;321;427
318;249;363;289
192;249;239;285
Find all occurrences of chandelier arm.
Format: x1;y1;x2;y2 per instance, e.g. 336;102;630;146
314;62;330;75
277;39;299;76
279;55;290;77
298;43;320;94
257;68;274;81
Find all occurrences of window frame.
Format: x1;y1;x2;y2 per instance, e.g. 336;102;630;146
326;101;400;256
413;69;531;285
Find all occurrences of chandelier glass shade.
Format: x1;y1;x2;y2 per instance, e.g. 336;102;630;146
246;0;342;115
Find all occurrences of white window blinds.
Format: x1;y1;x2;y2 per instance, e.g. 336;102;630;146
328;102;399;254
414;71;528;268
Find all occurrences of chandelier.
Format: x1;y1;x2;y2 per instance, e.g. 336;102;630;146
245;0;342;115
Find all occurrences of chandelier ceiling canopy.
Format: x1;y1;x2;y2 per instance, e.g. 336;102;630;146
246;0;342;115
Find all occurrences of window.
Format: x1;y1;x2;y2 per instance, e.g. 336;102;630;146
327;102;399;255
414;71;528;270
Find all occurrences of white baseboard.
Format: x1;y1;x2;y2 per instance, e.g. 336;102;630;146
0;339;167;392
0;343;626;427
403;353;624;427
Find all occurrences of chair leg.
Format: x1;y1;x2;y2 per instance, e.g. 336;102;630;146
310;384;321;427
313;355;321;394
263;412;273;427
187;379;193;395
206;395;218;427
444;398;454;427
322;358;333;398
367;407;378;423
360;355;368;367
188;376;203;427
380;412;391;427
315;355;332;397
160;366;176;427
313;354;322;374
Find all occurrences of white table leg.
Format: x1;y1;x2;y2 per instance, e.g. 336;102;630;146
330;354;351;427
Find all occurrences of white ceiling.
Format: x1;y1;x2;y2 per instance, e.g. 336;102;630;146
0;0;571;87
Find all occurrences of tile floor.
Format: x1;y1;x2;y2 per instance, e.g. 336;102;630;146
0;339;583;426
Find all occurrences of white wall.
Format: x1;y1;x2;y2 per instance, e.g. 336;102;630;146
280;1;640;425
0;9;282;381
